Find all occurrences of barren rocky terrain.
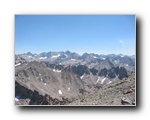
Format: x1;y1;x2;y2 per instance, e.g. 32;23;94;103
15;51;135;106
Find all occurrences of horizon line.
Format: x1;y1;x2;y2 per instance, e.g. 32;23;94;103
15;50;135;56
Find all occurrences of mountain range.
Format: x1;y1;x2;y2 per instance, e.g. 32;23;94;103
15;51;135;105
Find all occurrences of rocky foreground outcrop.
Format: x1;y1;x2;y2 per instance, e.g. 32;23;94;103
15;81;71;105
68;74;135;105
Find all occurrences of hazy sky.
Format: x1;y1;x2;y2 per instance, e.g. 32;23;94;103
15;15;135;55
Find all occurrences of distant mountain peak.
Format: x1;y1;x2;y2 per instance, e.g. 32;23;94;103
26;52;33;55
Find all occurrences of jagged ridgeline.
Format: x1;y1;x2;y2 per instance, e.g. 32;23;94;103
15;51;135;105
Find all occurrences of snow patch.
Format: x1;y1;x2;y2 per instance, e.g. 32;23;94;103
53;69;61;73
120;55;124;57
80;74;84;79
68;87;70;91
39;56;47;59
44;83;46;85
15;63;21;66
58;90;62;94
93;56;98;58
52;54;60;58
96;77;101;83
28;56;32;58
114;60;117;63
64;54;68;58
96;77;106;84
71;59;75;61
107;81;112;84
15;98;19;101
100;77;106;84
102;58;106;60
126;64;128;66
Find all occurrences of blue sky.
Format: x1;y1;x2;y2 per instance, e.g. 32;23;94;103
15;15;135;55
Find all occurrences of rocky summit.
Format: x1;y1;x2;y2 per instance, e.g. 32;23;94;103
15;51;135;106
